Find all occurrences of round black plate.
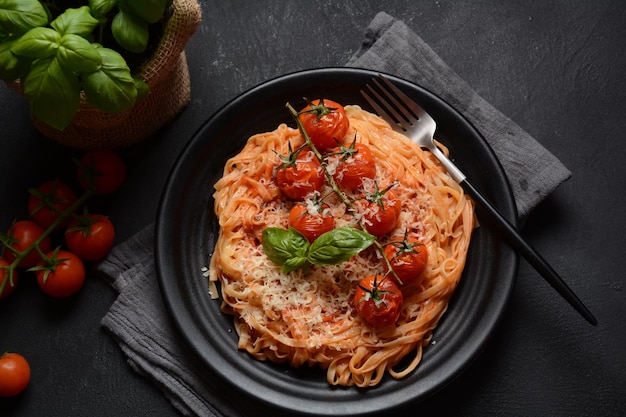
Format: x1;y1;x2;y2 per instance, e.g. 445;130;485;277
155;68;518;416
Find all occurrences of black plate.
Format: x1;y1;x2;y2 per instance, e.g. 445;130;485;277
155;68;518;416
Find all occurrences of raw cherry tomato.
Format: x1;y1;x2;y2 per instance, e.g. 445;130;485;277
354;186;401;236
3;220;52;269
35;249;85;298
330;141;376;192
298;99;349;151
65;214;115;261
0;352;31;397
0;257;18;299
77;149;127;195
275;146;324;200
289;201;334;243
354;275;403;327
384;234;428;286
28;180;77;229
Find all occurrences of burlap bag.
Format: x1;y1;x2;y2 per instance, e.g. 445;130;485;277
19;0;202;149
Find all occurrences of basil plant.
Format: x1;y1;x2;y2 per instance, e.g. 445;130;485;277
0;0;172;130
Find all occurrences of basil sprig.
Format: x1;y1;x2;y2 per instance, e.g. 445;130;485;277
262;226;376;273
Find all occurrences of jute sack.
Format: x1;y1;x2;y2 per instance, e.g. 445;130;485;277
23;0;202;149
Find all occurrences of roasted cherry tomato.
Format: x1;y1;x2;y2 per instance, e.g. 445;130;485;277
0;257;18;299
3;220;52;269
28;180;77;229
275;146;324;200
76;149;127;195
384;234;428;286
289;201;334;243
354;275;403;327
298;98;349;151
0;352;31;397
35;249;85;298
354;186;400;236
330;141;376;192
65;214;115;262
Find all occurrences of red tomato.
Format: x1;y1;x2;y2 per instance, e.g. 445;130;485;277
35;249;85;298
289;202;334;243
384;234;428;286
65;214;115;261
275;146;324;200
76;149;127;195
28;180;77;229
354;187;401;236
330;142;376;192
298;99;349;151
0;257;18;299
3;220;52;269
0;352;31;397
354;275;403;327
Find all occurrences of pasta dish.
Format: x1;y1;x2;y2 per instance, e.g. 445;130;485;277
208;101;474;387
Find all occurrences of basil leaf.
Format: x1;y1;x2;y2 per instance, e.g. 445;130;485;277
88;0;117;18
58;34;101;73
281;256;308;273
0;0;48;35
82;47;137;113
51;6;99;37
22;56;80;130
307;226;375;266
11;27;60;59
111;9;149;53
125;0;169;24
0;38;30;82
262;227;309;268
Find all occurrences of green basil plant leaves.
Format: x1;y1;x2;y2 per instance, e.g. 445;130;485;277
0;0;171;130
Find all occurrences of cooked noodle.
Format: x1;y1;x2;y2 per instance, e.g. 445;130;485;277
208;105;474;387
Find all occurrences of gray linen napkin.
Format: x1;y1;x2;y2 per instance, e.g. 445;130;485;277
97;12;571;417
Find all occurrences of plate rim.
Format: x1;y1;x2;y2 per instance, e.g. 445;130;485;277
155;67;519;416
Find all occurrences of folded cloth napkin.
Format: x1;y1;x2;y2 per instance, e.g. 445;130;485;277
98;11;571;417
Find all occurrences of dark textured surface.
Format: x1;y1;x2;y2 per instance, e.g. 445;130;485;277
1;1;625;416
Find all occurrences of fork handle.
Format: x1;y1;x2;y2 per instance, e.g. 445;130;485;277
460;179;598;325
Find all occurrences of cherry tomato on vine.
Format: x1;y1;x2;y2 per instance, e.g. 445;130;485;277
289;201;334;243
65;214;115;262
76;149;127;195
0;352;31;397
354;275;403;327
2;220;52;269
354;185;401;237
0;257;18;299
384;234;428;286
28;180;77;229
275;145;324;200
330;141;376;192
298;98;349;151
34;249;85;298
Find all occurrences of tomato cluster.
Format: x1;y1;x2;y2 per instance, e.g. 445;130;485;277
273;99;430;328
0;149;125;301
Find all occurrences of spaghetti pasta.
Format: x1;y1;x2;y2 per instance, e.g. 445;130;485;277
208;104;474;387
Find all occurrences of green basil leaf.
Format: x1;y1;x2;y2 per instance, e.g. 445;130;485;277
51;6;99;37
10;27;60;58
82;47;137;113
0;0;48;34
88;0;117;18
111;9;148;53
22;56;80;130
281;256;308;273
262;227;310;268
307;226;375;266
124;0;168;24
58;34;101;73
0;38;30;82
